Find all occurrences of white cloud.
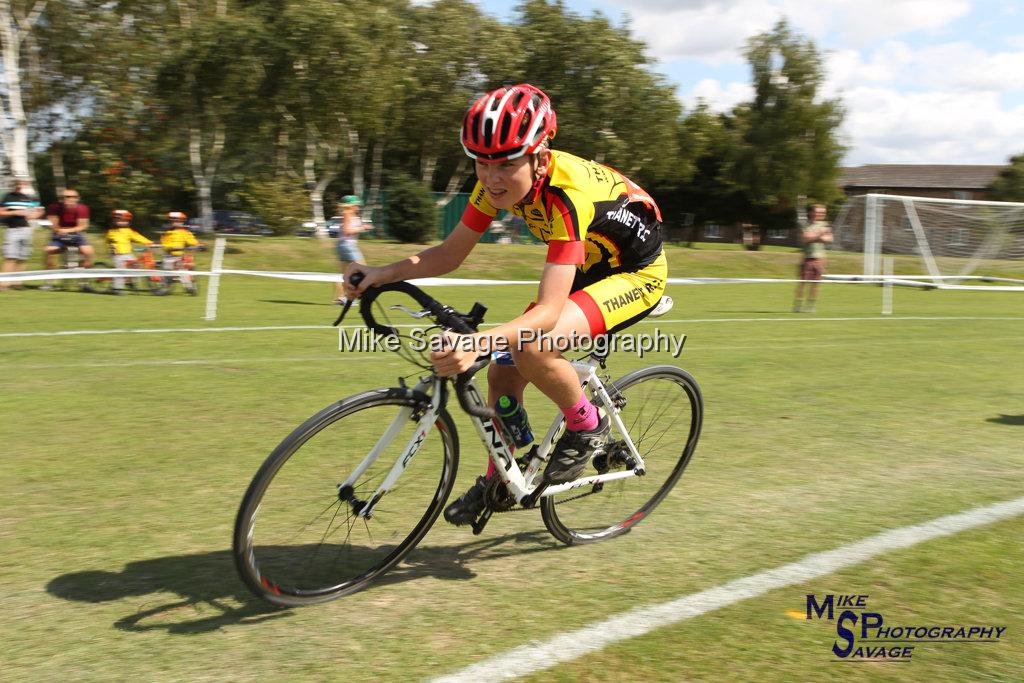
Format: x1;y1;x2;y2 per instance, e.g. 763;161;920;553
840;87;1024;164
685;79;755;112
616;0;971;64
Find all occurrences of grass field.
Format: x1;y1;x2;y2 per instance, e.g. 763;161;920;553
2;238;1023;681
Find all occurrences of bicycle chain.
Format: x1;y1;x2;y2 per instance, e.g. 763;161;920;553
486;481;602;513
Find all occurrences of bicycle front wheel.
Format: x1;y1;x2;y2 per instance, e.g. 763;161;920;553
541;365;702;545
233;388;459;606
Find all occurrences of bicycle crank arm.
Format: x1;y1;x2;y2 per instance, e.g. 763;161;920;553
471;507;493;535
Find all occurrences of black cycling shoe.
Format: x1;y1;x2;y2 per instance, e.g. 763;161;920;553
544;415;611;484
443;475;488;526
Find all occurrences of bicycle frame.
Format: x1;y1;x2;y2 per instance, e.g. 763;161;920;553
346;357;648;519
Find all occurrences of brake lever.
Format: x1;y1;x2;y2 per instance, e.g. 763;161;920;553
389;304;432;319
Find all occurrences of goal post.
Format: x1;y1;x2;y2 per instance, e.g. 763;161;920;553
833;193;1024;278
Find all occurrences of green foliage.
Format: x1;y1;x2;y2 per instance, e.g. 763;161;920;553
732;20;846;223
385;172;438;243
988;154;1024;202
515;0;681;185
236;177;309;235
23;3;849;239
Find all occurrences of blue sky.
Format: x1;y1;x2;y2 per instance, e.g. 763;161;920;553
472;0;1024;166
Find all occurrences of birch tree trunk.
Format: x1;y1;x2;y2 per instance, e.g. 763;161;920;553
436;156;471;207
304;132;338;238
366;139;384;225
0;0;46;183
190;123;224;232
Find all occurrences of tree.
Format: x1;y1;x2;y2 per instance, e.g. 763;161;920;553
386;171;437;243
156;1;273;231
515;0;681;187
0;0;49;187
988;154;1024;202
399;0;522;204
730;19;845;227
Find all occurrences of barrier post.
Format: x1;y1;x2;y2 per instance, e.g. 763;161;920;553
204;236;227;321
882;256;894;316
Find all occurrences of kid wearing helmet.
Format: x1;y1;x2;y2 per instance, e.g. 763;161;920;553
162;212;203;294
106;209;154;294
344;84;667;526
333;195;369;304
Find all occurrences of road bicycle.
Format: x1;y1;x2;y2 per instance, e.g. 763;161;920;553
233;277;703;606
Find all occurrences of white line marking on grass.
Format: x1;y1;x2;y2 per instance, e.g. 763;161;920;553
640;315;1024;325
0;324;332;338
12;355;380;370
3;316;1023;339
431;495;1024;683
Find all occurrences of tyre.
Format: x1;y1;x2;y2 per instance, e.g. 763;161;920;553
540;365;703;545
90;261;113;294
146;274;168;295
233;387;459;606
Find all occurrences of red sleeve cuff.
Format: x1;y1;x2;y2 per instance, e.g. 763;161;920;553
460;204;493;233
546;240;585;265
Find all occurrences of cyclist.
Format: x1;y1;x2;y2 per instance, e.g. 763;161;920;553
161;211;203;294
106;209;154;294
344;84;667;525
44;187;94;273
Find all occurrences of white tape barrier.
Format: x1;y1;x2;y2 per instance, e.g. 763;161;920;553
3;269;1022;288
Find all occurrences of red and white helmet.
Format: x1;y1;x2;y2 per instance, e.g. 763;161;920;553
112;209;133;221
168;211;187;222
460;84;557;163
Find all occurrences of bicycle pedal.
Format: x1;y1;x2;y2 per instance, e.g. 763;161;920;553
470;508;493;535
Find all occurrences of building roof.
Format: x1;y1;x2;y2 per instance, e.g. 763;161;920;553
839;164;1006;190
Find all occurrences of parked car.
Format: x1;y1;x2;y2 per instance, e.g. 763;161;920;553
212;210;272;236
296;217;341;238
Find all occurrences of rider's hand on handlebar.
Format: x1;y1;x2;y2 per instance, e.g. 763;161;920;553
343;263;387;299
429;330;483;378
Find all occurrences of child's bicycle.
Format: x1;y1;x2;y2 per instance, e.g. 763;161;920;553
159;246;202;295
93;246;165;295
233;277;703;606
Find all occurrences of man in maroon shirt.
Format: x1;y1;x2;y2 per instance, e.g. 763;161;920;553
44;187;94;269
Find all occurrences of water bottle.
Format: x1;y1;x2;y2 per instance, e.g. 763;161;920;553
496;395;533;448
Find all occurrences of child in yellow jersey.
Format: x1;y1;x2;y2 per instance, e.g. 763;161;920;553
106;209;153;294
344;84;671;526
161;211;203;294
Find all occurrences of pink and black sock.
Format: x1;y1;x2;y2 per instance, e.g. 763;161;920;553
561;395;599;432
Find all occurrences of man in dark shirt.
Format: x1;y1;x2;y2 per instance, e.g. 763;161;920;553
1;178;43;291
44;187;94;270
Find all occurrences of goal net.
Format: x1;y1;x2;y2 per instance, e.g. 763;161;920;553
833;193;1024;282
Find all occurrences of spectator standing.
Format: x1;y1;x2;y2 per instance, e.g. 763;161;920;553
44;187;94;277
793;204;832;313
0;178;43;291
333;195;369;304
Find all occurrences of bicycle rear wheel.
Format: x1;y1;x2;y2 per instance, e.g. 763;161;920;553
90;261;113;294
540;365;702;545
233;388;459;606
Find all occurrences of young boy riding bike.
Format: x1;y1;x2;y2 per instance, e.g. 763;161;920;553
106;209;154;294
161;212;204;294
344;84;667;526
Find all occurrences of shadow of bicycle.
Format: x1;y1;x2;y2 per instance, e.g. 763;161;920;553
46;530;560;634
986;414;1024;426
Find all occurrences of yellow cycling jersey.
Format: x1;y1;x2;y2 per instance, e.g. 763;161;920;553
106;227;153;255
161;227;199;255
461;149;663;276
